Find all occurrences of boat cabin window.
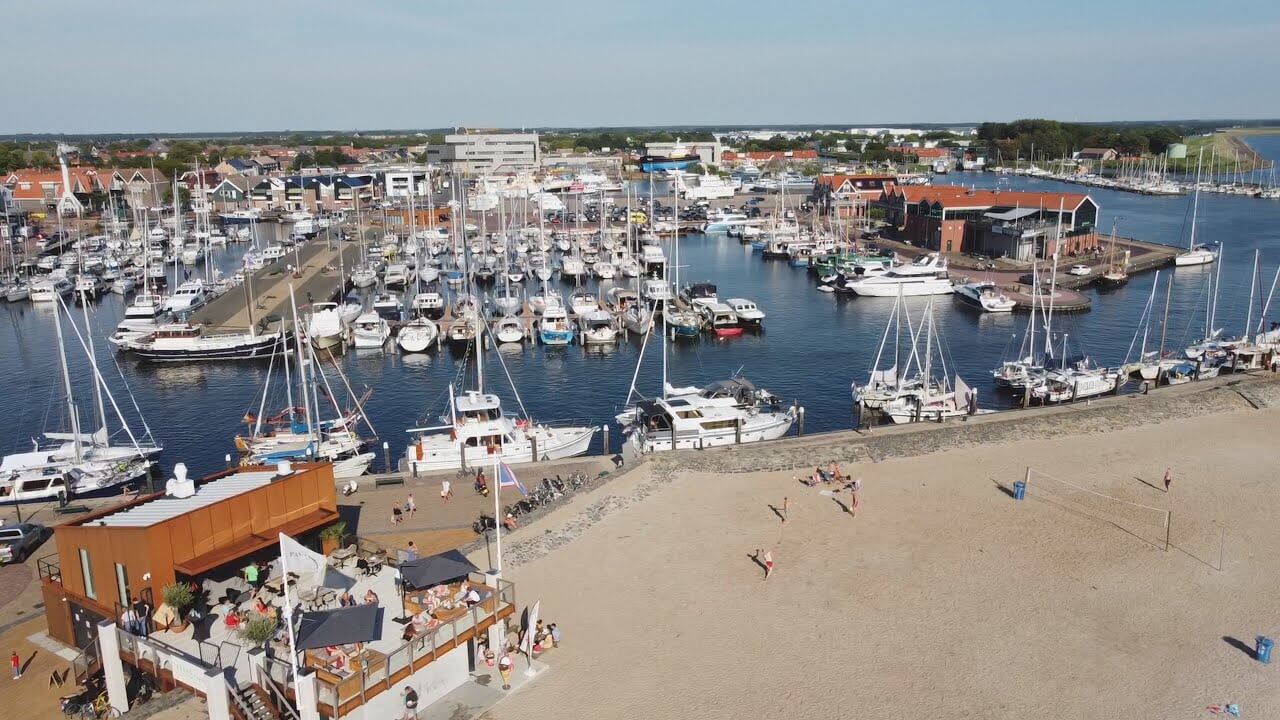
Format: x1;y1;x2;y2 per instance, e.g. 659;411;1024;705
675;410;703;419
465;434;504;448
700;419;739;431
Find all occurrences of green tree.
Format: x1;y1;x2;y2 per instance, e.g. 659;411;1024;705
223;145;251;159
29;150;55;169
291;152;314;171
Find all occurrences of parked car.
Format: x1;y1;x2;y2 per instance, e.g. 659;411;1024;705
0;522;48;564
1068;264;1092;276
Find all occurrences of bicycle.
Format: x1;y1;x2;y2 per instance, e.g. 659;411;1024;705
72;691;121;719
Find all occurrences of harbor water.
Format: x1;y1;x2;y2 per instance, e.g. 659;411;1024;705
3;142;1278;480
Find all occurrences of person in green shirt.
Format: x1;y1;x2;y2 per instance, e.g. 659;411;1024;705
243;563;260;589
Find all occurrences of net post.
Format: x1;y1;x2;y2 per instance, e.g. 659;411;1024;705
1024;466;1032;490
1218;527;1225;572
1164;511;1171;552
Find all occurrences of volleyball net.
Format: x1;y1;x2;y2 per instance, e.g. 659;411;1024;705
1021;467;1172;551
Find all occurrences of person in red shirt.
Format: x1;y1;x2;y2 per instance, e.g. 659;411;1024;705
10;650;21;680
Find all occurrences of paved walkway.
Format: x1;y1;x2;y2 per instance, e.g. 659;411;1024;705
197;239;362;331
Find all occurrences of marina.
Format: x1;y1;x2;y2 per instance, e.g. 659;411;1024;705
3;156;1279;483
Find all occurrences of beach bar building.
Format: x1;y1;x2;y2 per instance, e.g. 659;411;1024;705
38;462;516;719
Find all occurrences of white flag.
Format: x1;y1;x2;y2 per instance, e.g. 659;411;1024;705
279;532;325;588
521;599;541;655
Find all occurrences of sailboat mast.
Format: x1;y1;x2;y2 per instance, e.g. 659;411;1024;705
1158;271;1174;360
1189;149;1203;251
288;284;312;434
80;294;108;439
52;297;83;463
1243;250;1258;340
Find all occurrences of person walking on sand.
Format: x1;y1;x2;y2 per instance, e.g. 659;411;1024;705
848;478;862;517
1163;468;1173;492
406;493;417;518
441;479;452;503
10;650;20;680
754;548;774;580
782;496;790;522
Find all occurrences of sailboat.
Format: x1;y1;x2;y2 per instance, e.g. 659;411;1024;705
1097;220;1130;288
878;299;988;424
2;296;161;503
1175;149;1219;267
235;289;375;479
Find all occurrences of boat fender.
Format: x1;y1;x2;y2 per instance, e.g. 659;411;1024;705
416;442;424;461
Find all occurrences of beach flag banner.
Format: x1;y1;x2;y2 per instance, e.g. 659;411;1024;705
279;532;326;588
520;599;541;655
499;462;528;497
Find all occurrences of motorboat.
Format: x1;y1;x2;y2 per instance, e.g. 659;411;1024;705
580;310;618;345
538;303;575;345
404;389;595;472
397;317;439;353
163;280;210;314
307;302;349;351
410;291;446;320
30;277;73;302
725;298;765;325
560;256;586;279
73;274;104;301
351;312;390;349
491;285;523;316
847;254;952;297
641;278;673;302
108;294;167;346
372;293;403;321
680;282;719;309
700;302;743;337
570;291;599;316
447;317;478;351
384;263;412;289
618;378;797;454
953;282;1016;313
593;261;617;280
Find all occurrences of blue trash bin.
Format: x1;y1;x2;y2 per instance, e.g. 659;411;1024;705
1012;480;1026;501
1257;635;1273;664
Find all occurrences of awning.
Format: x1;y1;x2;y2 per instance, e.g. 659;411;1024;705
398;549;480;591
984;207;1041;221
294;604;383;650
172;507;340;576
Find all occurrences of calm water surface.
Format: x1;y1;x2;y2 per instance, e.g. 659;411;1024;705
3;158;1279;478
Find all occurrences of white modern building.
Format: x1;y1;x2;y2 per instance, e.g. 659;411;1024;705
427;133;541;175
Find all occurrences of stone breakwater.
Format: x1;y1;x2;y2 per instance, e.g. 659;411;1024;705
480;374;1280;570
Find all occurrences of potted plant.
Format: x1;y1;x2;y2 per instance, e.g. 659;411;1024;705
240;616;280;649
161;582;195;632
319;521;347;556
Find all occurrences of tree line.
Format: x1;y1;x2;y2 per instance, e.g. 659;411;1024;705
976;119;1189;160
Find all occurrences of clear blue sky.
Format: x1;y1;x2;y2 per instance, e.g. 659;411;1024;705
6;0;1279;133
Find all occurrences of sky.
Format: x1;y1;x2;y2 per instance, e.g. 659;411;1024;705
4;0;1280;134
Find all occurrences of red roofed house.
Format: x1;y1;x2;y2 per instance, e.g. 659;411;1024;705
3;167;109;213
875;186;1099;259
813;174;897;217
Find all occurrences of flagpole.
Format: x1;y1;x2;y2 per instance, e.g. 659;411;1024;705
279;534;302;693
493;457;502;577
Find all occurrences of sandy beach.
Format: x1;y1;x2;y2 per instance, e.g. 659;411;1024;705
486;401;1280;719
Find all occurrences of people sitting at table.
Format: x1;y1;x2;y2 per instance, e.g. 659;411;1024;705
224;610;243;629
324;645;349;671
463;586;482;607
254;598;274;617
363;589;379;605
338;591;356;608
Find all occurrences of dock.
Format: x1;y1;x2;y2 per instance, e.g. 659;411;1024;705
196;240;362;332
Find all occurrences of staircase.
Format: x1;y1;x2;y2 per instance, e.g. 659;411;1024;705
231;682;279;720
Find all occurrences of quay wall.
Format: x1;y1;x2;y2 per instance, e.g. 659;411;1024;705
645;374;1280;476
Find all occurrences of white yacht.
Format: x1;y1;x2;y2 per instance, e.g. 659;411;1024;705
1032;364;1121;403
725;298;765;325
109;294;167;346
351;264;378;288
580;310;618;345
405;388;596;473
352;312;390;348
618;379;797;454
384;263;412;289
307;302;349;351
953;282;1016;312
847;254;953;297
163;280;210;314
30;277;73;302
1175;151;1218;267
